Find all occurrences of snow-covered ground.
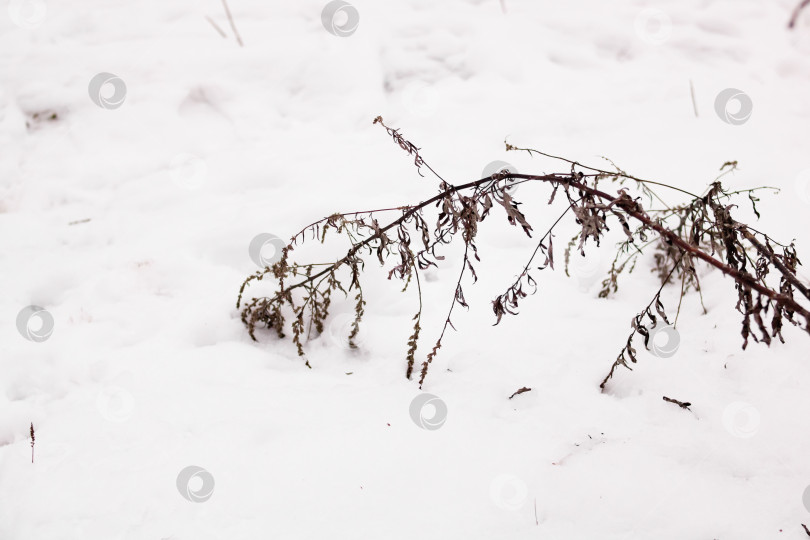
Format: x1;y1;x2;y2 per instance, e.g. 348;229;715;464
2;0;810;538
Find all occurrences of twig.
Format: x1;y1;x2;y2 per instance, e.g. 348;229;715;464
742;229;810;302
599;251;686;388
509;387;531;399
506;143;701;199
419;241;472;387
802;523;810;536
374;116;453;187
529;174;810;323
221;0;244;47
205;15;228;38
674;264;688;326
30;423;35;464
504;198;582;296
662;396;691;410
239;173;566;308
789;0;810;28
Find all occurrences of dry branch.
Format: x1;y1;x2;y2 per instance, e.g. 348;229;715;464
237;117;810;390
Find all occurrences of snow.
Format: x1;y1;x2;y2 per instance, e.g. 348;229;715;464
2;0;810;538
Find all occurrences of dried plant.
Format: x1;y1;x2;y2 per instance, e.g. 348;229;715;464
237;117;810;390
30;423;35;464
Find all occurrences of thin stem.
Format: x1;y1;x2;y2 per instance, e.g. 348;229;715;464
507;144;701;199
221;0;244;47
789;0;810;28
674;265;687;326
205;15;227;38
506;197;581;292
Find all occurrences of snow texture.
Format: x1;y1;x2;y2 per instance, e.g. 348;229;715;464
2;0;810;538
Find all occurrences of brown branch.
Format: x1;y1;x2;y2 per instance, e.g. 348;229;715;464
246;171;810;336
789;0;810;28
741;228;810;302
509;387;531;399
249;173;568;307
502;173;810;324
622;207;810;323
663;396;691;410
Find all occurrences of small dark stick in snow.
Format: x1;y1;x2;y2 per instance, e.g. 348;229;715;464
30;423;35;464
508;387;531;399
802;523;810;537
662;396;691;410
